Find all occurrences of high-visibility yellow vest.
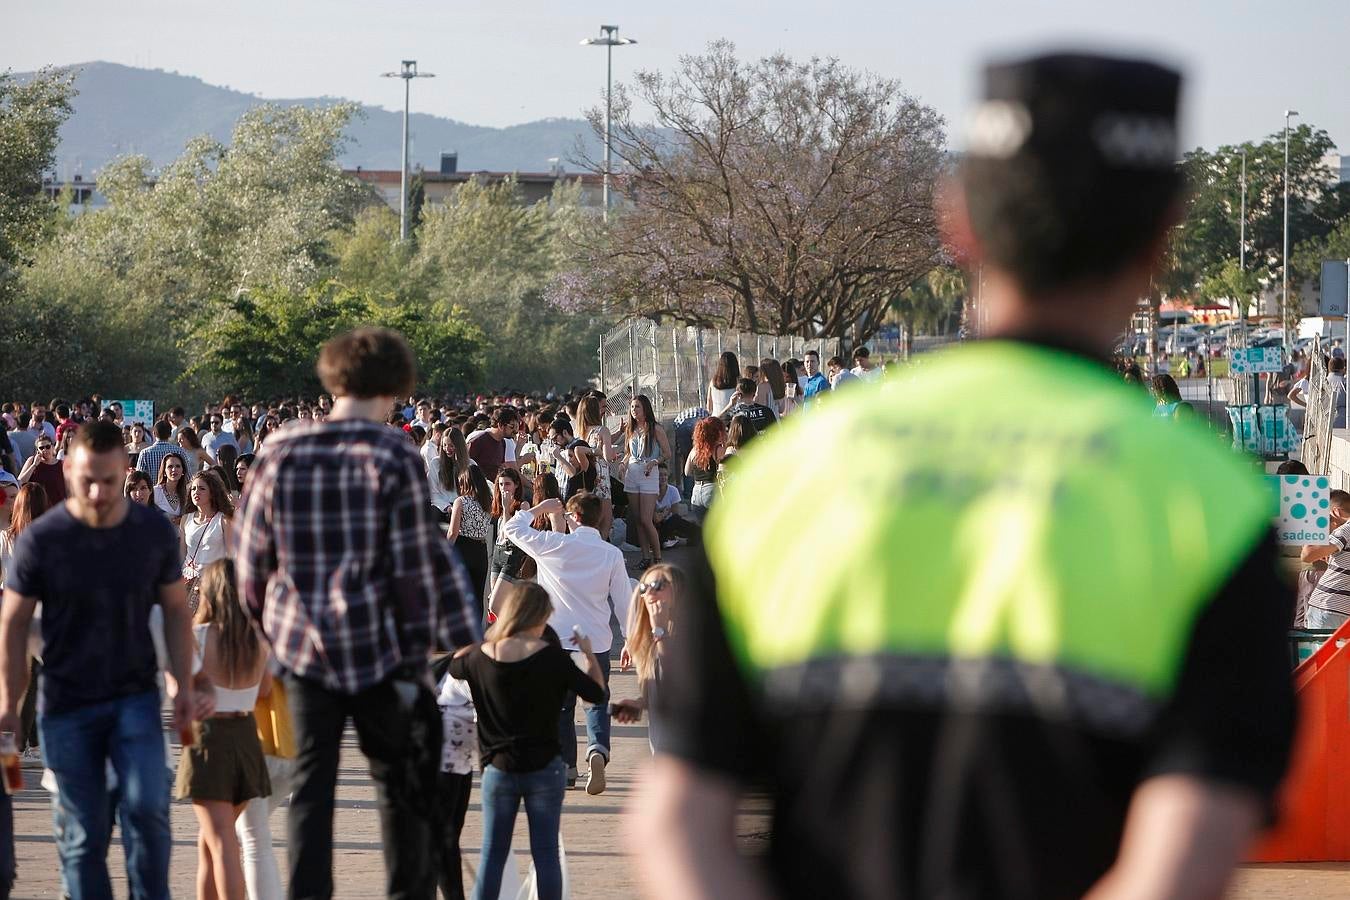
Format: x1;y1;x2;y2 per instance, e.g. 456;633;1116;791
706;342;1273;711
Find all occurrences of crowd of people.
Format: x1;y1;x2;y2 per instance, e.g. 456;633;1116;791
0;42;1315;900
0;324;895;900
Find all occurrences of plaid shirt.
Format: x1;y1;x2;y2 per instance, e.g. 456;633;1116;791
235;419;480;694
134;440;188;478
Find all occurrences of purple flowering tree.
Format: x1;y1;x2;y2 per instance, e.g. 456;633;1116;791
549;41;946;340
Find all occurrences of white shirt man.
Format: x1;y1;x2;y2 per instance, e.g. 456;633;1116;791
503;493;630;793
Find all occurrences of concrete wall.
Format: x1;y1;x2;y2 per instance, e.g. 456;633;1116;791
1327;431;1350;489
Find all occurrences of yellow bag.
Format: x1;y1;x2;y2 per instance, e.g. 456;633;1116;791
254;677;297;759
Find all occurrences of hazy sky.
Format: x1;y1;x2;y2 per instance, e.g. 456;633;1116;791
6;0;1347;154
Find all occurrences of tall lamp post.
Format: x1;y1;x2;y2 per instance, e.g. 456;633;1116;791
1283;109;1299;352
381;60;436;241
1239;148;1247;272
581;26;637;222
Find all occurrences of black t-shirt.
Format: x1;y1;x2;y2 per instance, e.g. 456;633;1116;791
6;502;182;715
561;438;596;500
657;533;1295;900
724;402;777;434
449;642;605;771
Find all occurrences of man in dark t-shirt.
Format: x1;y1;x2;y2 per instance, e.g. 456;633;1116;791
468;407;520;481
722;378;777;436
0;422;198;899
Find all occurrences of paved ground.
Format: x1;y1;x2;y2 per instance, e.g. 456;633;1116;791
9;665;684;898
8;678;1350;898
7;542;1347;897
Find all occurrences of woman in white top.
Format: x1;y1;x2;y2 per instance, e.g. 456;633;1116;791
154;454;189;526
758;357;790;416
706;351;741;418
577;395;616;540
428;429;465;522
125;422;152;459
177;426;215;473
182;471;234;616
623;395;672;569
175;559;271;900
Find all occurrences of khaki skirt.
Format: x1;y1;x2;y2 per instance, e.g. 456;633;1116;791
175;715;272;805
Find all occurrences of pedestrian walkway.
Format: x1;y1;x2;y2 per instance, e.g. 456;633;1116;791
7;663;771;898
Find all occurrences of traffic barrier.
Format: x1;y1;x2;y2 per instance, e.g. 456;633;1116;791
1250;619;1350;861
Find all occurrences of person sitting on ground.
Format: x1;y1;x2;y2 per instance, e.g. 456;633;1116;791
653;463;699;548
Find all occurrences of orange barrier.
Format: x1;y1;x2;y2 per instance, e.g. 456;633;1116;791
1250;618;1350;861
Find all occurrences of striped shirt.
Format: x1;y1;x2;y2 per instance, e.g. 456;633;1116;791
134;440;188;479
1308;522;1350;616
235;419;480;694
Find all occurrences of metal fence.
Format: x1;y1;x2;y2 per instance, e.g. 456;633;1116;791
598;319;840;424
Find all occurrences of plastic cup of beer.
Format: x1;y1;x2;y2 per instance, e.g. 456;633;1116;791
0;732;22;794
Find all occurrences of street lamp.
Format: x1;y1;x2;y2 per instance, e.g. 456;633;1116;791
381;60;436;241
580;25;637;222
1239;148;1247;271
1283;109;1299;351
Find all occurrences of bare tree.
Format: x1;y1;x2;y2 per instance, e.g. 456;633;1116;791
548;41;946;339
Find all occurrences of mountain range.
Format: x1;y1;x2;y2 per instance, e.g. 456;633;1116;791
18;61;602;178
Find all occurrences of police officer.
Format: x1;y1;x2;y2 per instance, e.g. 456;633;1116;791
635;53;1296;900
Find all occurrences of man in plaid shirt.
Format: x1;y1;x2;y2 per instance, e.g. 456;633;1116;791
236;327;480;900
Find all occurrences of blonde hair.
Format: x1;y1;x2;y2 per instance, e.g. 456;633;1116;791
195;560;261;682
626;562;685;689
485;582;554;641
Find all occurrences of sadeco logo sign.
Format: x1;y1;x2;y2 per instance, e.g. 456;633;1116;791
1229;346;1284;375
1270;474;1331;545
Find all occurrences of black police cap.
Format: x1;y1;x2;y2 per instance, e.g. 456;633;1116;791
966;52;1182;172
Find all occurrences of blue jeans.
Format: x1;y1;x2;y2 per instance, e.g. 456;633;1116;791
558;651;610;769
39;690;171;900
473;758;566;900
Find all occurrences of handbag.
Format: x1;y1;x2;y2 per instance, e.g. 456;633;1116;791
254;677;297;759
181;516;212;612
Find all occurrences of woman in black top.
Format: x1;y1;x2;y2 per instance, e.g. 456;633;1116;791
448;582;604;900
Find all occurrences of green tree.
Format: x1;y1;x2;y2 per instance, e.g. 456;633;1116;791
1293;215;1350;305
1198;258;1263;320
1161;125;1350;313
550;41;945;339
0;66;73;291
890;266;965;353
184;281;485;399
334;205;424;303
413;178;608;388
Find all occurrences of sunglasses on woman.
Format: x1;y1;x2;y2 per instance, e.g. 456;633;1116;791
638;577;669;594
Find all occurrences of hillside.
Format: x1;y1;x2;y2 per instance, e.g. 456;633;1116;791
17;61;601;176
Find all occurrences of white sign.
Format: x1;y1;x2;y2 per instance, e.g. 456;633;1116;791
1272;474;1332;545
1228;346;1284;375
105;400;154;426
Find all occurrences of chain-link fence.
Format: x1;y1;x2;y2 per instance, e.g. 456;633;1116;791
598;319;840;424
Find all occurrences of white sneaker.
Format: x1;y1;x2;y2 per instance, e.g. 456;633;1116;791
662;538;679;549
585;752;607;795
